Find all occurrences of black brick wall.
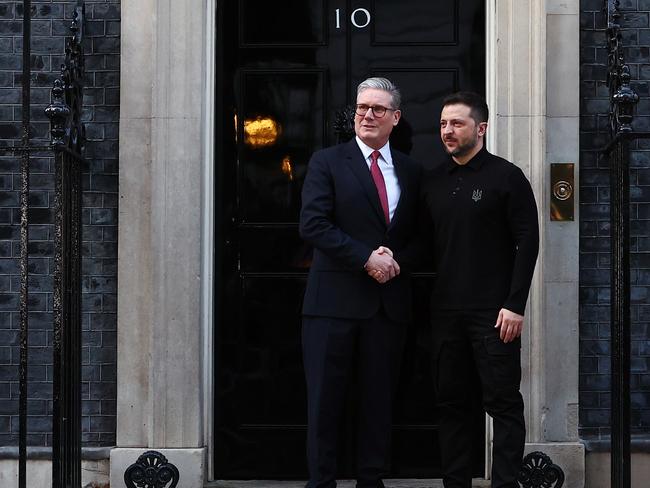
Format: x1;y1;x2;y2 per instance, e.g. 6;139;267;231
0;0;119;447
581;0;650;439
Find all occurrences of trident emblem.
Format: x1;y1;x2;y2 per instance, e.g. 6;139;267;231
472;189;482;202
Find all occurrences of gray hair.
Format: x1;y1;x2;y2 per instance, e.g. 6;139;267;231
356;77;401;110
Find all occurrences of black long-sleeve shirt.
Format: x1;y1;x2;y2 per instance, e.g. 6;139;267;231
421;146;539;315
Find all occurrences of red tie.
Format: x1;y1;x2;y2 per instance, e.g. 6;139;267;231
370;150;390;225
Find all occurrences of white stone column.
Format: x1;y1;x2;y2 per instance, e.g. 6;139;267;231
487;1;584;486
543;0;581;445
111;0;214;486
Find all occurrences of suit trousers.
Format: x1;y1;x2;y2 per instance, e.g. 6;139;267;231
302;311;406;488
432;309;525;488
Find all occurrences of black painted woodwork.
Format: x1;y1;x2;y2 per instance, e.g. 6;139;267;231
216;0;486;478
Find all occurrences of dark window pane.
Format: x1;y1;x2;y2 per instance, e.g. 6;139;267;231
238;277;307;424
239;71;324;222
239;225;312;272
373;0;457;45
240;0;325;45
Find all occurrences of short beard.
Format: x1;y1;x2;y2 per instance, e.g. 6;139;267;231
446;139;477;157
444;127;480;158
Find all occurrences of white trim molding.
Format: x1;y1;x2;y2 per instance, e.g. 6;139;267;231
114;0;212;486
201;0;217;480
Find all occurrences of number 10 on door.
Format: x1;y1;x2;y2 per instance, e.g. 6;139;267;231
335;8;371;29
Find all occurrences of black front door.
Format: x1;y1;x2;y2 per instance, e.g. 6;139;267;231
216;0;486;479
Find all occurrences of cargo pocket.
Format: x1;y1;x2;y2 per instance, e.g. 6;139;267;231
482;334;521;391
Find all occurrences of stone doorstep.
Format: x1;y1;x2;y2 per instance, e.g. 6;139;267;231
207;480;491;488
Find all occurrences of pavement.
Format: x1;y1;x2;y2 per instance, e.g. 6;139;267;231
207;480;491;488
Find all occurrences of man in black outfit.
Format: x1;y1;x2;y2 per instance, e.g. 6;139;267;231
421;92;539;488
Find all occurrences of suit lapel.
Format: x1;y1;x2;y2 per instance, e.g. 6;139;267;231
343;140;387;226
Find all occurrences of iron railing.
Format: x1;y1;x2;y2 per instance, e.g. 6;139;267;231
602;1;650;487
5;1;86;487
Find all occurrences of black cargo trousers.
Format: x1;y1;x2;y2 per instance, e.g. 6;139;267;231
432;309;525;488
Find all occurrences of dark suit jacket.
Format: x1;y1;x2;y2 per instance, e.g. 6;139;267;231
299;139;422;323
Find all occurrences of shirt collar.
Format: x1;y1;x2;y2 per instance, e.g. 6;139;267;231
355;136;392;165
446;145;487;173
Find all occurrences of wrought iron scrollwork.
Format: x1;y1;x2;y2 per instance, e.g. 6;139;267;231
517;451;565;488
333;105;356;143
44;79;70;146
605;0;639;135
612;65;638;133
124;451;180;488
45;2;85;152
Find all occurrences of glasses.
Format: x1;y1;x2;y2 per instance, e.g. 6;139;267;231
355;104;396;118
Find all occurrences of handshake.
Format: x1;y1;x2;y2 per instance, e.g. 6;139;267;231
364;246;400;284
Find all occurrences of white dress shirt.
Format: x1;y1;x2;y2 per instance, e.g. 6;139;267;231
355;136;401;222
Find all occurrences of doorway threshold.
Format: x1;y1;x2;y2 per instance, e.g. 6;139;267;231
207;480;491;488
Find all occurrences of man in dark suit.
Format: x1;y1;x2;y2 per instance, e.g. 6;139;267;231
299;77;422;488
